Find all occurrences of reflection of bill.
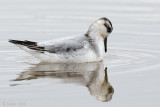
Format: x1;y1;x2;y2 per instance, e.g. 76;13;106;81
13;62;114;102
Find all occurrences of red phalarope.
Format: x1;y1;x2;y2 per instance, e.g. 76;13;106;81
9;17;113;63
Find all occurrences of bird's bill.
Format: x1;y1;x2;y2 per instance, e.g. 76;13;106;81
104;67;108;82
104;38;107;53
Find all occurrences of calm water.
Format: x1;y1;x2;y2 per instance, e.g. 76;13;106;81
0;0;160;107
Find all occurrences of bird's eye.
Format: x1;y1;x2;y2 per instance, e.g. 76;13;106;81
107;27;111;33
104;23;111;33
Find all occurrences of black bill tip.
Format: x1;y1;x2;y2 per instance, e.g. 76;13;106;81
104;38;107;53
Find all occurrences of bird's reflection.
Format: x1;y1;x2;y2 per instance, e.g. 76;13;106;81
13;62;114;102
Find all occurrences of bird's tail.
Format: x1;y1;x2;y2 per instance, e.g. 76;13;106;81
9;39;45;51
8;39;37;46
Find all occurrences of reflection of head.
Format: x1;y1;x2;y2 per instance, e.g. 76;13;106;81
12;62;114;102
87;67;114;102
98;81;114;102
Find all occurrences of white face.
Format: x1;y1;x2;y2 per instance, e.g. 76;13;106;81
86;17;113;53
91;17;113;38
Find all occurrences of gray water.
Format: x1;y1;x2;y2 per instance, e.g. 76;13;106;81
0;0;160;107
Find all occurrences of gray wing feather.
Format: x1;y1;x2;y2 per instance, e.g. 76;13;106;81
39;35;89;54
45;40;83;53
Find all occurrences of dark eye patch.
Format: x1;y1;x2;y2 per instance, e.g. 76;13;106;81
104;23;112;33
104;23;108;28
107;27;111;33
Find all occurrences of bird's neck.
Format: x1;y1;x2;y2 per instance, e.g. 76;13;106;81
85;31;105;60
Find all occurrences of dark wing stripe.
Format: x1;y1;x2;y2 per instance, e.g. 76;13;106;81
28;46;45;51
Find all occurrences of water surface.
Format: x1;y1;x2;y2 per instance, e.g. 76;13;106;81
0;0;160;107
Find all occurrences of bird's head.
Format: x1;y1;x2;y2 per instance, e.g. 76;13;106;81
85;17;113;53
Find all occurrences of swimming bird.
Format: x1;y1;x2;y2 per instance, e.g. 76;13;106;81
9;17;113;63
